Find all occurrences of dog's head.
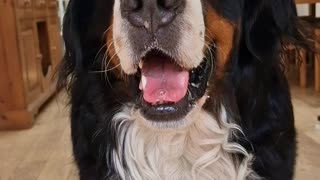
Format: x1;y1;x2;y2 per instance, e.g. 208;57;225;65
61;0;312;129
108;0;240;128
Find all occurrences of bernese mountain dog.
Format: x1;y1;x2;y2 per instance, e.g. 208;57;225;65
59;0;314;179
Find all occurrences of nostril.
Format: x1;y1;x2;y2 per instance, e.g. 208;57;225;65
159;12;176;27
121;0;143;12
157;0;167;9
157;0;184;11
156;0;184;28
127;13;145;28
121;0;144;27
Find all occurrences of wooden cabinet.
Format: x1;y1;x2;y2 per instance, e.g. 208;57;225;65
0;0;62;130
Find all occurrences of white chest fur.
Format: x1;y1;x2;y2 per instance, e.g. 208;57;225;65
111;106;257;180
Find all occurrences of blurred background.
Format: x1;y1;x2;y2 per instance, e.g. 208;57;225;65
0;0;319;180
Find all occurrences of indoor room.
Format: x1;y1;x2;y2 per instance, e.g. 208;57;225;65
0;0;320;180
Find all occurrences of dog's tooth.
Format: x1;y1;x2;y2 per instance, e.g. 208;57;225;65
141;75;147;90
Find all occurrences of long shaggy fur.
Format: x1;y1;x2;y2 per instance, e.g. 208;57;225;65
112;105;256;180
59;0;317;180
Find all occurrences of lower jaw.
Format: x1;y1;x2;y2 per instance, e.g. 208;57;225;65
133;96;208;130
139;95;194;122
133;109;195;130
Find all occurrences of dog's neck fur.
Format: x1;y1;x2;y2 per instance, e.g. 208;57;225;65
112;105;257;180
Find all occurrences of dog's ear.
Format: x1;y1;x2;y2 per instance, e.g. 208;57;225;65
58;1;76;88
58;0;114;88
244;0;313;61
59;0;93;87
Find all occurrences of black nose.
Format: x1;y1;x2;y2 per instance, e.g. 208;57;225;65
121;0;185;33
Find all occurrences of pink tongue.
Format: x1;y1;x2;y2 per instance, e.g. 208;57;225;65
139;58;189;104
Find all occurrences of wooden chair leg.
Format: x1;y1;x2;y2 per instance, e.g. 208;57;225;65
315;53;320;92
299;49;307;88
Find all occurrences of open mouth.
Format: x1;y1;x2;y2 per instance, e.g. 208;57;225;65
135;49;212;122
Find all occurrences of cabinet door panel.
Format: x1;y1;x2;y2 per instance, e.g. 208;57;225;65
0;29;10;111
34;0;46;7
15;0;33;19
47;0;58;17
33;0;47;18
16;0;32;7
48;20;62;69
19;29;42;102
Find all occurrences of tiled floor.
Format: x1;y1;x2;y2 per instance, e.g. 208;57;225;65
291;87;320;180
0;88;319;180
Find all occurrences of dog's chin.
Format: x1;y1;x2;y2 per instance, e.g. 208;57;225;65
137;97;195;130
134;96;209;130
129;49;212;130
134;107;196;130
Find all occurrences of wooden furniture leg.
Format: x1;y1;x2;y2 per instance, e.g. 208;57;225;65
315;53;320;92
315;28;320;92
299;49;307;88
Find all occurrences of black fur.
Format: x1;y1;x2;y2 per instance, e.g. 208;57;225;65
59;0;314;179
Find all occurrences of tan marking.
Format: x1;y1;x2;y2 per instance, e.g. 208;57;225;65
205;6;236;78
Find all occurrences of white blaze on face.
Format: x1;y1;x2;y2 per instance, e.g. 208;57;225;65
113;0;137;74
112;0;206;74
178;0;206;69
